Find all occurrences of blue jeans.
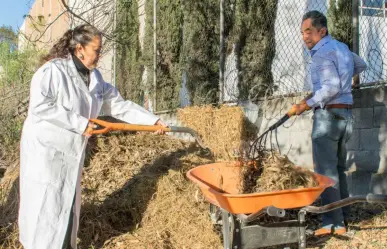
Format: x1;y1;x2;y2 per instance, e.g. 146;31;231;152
312;108;353;228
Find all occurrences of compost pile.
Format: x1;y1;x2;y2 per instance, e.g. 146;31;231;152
0;133;222;249
80;133;222;249
178;105;318;194
240;153;318;194
177;105;257;161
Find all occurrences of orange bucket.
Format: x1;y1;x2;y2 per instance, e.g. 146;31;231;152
186;162;335;214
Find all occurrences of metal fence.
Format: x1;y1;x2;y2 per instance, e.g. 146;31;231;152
154;0;387;112
359;0;387;85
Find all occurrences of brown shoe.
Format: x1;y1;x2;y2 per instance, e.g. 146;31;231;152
333;227;346;235
314;227;332;236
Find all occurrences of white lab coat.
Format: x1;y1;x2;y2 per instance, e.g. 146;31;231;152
18;57;159;249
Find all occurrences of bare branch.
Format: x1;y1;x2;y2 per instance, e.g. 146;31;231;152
26;10;68;43
60;0;115;41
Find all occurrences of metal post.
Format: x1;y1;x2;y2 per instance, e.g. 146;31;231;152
153;0;157;112
219;0;225;104
298;210;306;249
222;209;230;249
352;0;360;86
113;0;117;87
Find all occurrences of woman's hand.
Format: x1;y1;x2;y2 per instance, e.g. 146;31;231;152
155;119;168;135
83;122;97;137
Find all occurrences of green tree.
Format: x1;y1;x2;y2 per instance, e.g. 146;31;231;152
229;0;278;101
0;26;17;47
115;0;143;104
327;0;352;49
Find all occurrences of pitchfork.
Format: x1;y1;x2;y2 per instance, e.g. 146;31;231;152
248;105;300;160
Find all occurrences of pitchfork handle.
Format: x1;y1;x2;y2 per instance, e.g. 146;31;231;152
367;194;387;203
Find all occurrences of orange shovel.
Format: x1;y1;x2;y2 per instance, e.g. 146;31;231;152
89;118;209;153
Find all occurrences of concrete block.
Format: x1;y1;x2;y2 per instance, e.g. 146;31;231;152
370;173;387;194
353;87;387;107
346;150;380;172
352;89;362;108
289;130;313;146
360;88;376;107
261;98;288;120
292;113;313;130
347;129;360;151
359;128;380;151
373;105;387;128
371;86;387;106
352;108;373;129
346;171;372;196
286;147;314;169
261;127;291;150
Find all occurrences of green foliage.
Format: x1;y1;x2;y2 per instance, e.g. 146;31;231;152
115;0;279;110
328;0;352;49
0;115;23;148
180;0;220;106
115;0;143;105
0;26;17;47
229;0;278;100
0;28;42;148
143;0;184;110
0;43;42;87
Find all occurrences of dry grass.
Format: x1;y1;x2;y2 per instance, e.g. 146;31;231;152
177;105;257;161
78;133;222;249
0;153;21;249
241;153;318;194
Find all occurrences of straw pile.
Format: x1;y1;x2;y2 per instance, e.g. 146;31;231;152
0;150;20;249
79;133;221;248
178;105;318;193
177;105;257;161
0;133;222;249
241;153;318;194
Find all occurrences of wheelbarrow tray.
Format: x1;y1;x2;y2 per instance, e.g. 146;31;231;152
186;162;335;214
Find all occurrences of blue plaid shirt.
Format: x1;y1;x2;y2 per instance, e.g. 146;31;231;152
306;35;367;108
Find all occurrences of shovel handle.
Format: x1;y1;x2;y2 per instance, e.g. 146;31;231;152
89;119;209;151
89;118;171;135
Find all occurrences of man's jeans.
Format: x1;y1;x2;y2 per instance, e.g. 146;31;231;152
312;108;353;228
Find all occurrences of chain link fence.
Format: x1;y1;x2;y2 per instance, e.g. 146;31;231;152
359;0;387;85
146;0;387;112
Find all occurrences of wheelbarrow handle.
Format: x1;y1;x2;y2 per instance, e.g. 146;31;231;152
302;194;387;214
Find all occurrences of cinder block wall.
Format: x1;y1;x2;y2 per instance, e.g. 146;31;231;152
158;87;387;195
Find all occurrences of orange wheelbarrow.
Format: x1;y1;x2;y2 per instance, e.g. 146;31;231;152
186;162;387;249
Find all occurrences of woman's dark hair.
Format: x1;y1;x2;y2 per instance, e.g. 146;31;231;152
40;24;101;64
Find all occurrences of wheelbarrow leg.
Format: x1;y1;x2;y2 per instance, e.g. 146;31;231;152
298;210;306;249
222;209;231;249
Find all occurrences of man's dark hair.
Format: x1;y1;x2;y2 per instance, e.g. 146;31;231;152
302;10;329;35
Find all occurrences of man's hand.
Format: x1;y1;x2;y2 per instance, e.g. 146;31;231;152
154;119;168;135
288;102;311;116
83;122;97;137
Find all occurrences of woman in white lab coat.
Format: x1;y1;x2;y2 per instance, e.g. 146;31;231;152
18;24;166;249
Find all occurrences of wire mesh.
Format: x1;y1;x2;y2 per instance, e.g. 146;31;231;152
359;0;387;84
178;0;331;109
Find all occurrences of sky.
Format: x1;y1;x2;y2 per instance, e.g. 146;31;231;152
0;0;32;31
